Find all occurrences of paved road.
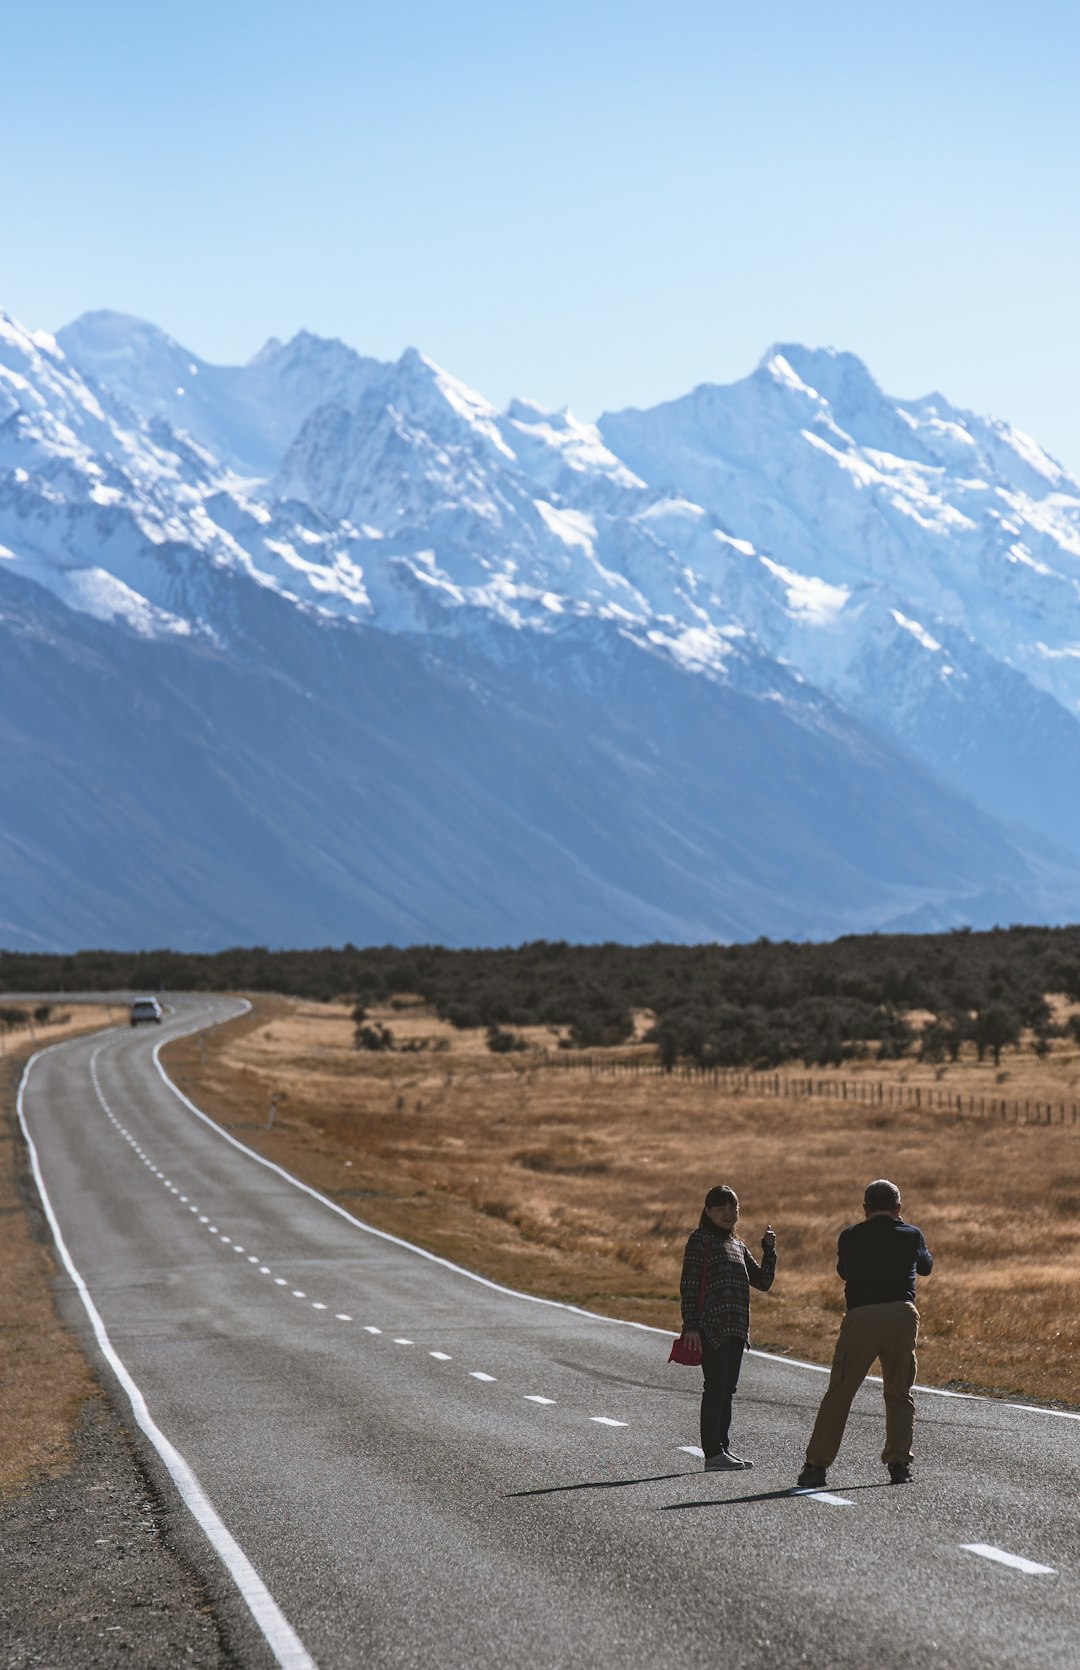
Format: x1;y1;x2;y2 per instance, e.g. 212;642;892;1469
19;996;1080;1669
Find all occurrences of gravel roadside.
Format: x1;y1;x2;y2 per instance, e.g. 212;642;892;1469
0;1397;233;1669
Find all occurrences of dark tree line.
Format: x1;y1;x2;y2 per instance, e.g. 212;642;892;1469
2;923;1079;1068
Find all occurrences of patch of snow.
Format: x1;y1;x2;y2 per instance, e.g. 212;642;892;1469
890;609;943;653
533;500;596;554
760;556;851;626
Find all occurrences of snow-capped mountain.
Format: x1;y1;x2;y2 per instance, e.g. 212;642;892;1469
5;301;1080;951
56;310;385;477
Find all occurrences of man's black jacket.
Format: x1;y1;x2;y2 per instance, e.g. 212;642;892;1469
837;1215;933;1309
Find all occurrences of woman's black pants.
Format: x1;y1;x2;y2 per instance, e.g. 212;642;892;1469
700;1337;745;1458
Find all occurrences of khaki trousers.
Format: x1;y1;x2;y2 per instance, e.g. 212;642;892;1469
806;1300;919;1467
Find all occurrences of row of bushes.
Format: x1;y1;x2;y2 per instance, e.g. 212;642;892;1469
4;927;1080;1067
0;1003;56;1030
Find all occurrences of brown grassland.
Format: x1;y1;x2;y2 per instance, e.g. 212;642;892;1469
0;1004;120;1494
162;994;1080;1409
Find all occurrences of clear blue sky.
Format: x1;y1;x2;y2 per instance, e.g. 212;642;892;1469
4;0;1080;468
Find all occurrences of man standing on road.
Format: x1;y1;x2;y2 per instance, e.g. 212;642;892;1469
797;1179;932;1489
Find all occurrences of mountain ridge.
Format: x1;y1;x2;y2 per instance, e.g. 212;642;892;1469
3;302;1080;948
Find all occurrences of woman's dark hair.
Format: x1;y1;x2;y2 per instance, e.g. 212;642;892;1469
704;1185;738;1211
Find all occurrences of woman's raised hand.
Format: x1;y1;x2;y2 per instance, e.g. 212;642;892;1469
761;1223;776;1251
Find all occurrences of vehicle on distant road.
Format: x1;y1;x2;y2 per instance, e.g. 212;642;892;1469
129;997;163;1026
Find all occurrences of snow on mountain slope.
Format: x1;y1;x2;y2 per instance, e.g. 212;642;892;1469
13;298;1080;942
0;311;381;636
57;310;385;476
600;345;1080;713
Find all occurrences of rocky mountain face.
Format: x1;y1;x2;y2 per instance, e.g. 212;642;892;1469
3;305;1080;951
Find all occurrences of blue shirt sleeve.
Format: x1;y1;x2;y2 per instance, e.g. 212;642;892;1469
915;1231;933;1276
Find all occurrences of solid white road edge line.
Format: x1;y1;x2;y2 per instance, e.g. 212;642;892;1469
17;1048;317;1670
960;1543;1056;1575
92;999;1076;1428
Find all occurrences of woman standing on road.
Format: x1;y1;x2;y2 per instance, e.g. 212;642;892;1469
677;1184;777;1471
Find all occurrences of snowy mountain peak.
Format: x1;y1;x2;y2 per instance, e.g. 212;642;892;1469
11;297;1080;947
761;342;881;401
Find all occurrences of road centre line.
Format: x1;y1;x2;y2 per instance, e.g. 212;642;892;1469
27;1046;316;1670
78;1042;728;1452
794;1489;854;1507
98;1054;663;1421
961;1544;1057;1575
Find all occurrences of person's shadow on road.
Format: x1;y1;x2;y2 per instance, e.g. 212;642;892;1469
507;1471;697;1498
662;1482;895;1511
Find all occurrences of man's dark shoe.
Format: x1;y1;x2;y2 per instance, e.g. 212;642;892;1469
797;1464;827;1489
888;1461;912;1484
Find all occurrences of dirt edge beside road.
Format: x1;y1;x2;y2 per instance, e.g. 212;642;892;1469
0;1010;232;1669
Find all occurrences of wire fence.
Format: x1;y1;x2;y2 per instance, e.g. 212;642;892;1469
541;1051;1079;1126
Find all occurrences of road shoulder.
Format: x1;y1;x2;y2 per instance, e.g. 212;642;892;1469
1;1021;232;1669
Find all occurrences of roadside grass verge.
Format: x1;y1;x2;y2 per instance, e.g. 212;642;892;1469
163;995;1080;1409
0;1005;118;1494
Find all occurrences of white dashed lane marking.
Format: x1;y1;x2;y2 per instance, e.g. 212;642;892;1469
88;1045;683;1450
794;1489;854;1507
961;1544;1057;1575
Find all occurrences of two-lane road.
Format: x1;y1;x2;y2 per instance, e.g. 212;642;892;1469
19;996;1080;1668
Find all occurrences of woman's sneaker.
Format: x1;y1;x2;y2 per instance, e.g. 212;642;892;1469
704;1450;752;1470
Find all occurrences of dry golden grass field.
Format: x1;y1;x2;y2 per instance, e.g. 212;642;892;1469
0;1004;118;1494
162;994;1080;1409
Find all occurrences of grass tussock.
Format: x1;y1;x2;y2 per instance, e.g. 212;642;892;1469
161;995;1080;1409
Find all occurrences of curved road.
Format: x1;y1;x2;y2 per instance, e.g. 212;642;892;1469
19;996;1080;1669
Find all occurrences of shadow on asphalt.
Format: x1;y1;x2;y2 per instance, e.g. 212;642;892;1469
662;1481;896;1511
507;1471;697;1497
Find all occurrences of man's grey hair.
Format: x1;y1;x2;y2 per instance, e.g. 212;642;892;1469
864;1178;901;1213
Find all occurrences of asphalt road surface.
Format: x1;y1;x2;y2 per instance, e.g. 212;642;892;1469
19;995;1080;1669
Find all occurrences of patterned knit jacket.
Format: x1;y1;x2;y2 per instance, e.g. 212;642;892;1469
680;1225;776;1347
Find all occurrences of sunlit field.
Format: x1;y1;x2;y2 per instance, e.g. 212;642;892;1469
163;995;1080;1408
